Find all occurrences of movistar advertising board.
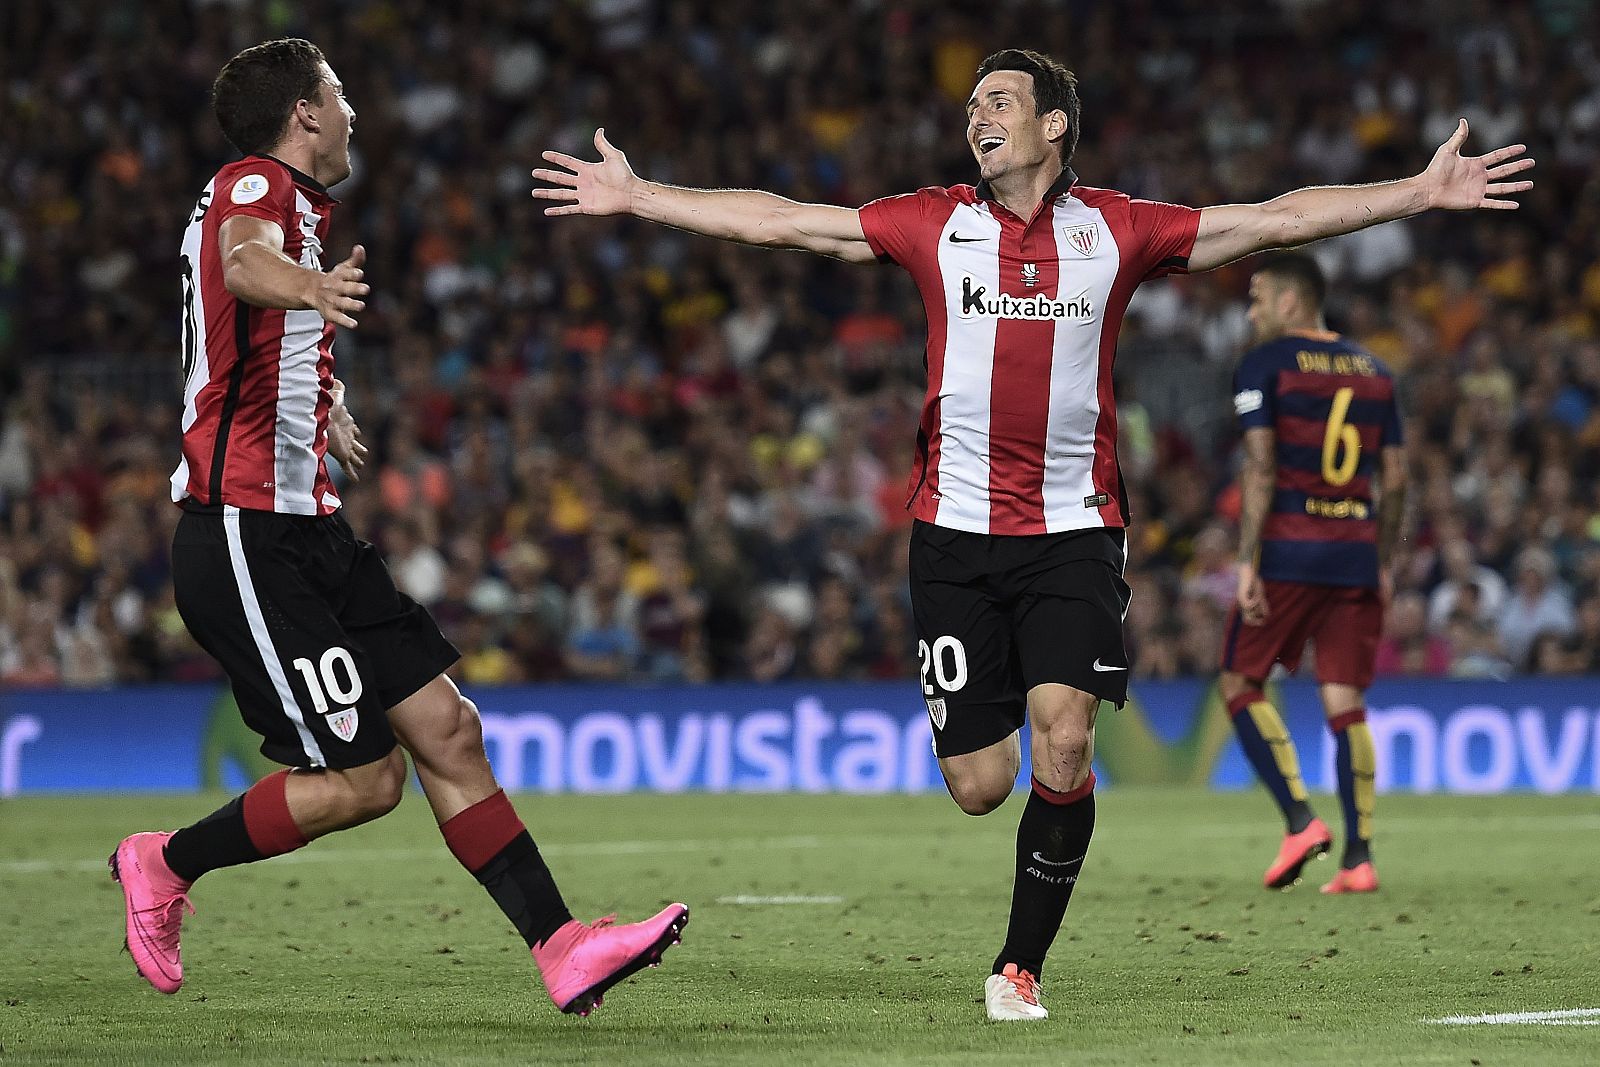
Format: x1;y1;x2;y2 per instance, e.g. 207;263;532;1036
3;680;1598;795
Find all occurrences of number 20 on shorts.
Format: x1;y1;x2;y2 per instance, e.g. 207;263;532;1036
919;636;969;695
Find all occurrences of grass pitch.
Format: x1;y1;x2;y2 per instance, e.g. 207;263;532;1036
2;788;1598;1065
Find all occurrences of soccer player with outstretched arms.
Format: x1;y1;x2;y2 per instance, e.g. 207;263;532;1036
534;48;1531;1021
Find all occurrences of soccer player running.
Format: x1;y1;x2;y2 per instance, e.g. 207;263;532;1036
112;39;686;1016
533;48;1531;1020
1219;253;1404;895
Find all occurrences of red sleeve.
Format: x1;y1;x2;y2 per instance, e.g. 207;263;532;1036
858;188;943;267
1127;199;1201;281
213;164;296;229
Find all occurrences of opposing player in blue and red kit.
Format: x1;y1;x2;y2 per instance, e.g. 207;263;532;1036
1220;253;1405;894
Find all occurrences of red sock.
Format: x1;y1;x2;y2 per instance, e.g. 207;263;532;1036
441;790;525;873
242;768;310;856
1031;769;1096;805
1226;690;1266;718
441;791;572;948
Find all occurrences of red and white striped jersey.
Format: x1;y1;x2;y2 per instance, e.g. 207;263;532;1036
860;169;1200;535
170;155;340;515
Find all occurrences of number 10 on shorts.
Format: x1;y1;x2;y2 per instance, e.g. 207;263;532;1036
291;647;364;713
919;636;968;695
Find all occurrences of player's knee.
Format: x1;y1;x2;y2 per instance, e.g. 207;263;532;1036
1033;721;1092;778
1218;672;1258;703
438;695;486;761
353;747;407;821
946;774;1011;816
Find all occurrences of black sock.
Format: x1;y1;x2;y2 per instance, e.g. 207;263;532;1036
163;795;265;882
471;831;573;949
994;775;1096;980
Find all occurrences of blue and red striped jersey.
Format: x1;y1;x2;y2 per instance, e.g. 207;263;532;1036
1232;330;1402;588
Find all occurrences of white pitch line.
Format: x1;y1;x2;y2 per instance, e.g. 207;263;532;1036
716;895;844;905
1429;1008;1600;1026
5;810;1597;876
1126;812;1600;841
0;834;824;876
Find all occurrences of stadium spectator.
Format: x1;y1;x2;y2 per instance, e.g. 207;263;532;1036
1425;537;1509;632
1497;546;1578;669
1375;591;1453;676
5;0;1600;686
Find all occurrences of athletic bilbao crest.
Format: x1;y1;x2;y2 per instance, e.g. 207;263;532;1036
327;707;359;742
926;697;948;731
1062;223;1099;257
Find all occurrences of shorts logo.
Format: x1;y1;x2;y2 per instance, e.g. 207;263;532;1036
926;697;948;731
326;707;360;742
231;173;270;205
1062;224;1099;257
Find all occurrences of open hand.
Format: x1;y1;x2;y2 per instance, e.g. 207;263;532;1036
326;377;368;482
311;245;369;328
1422;119;1535;211
531;129;638;217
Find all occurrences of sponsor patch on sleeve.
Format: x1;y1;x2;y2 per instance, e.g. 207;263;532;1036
230;173;271;205
1233;389;1264;415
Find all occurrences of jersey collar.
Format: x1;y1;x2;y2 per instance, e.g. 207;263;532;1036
253;153;338;201
1284;327;1341;343
975;165;1078;204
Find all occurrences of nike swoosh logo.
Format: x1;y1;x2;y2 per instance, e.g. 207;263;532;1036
947;233;988;243
1091;659;1127;672
1031;851;1087;868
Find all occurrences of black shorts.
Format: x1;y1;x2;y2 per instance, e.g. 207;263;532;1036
908;520;1131;759
171;506;460;770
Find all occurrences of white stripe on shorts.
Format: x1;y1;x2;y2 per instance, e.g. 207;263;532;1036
223;505;326;766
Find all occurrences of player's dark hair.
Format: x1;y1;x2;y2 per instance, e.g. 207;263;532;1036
1254;252;1327;310
975;49;1081;164
213;38;328;156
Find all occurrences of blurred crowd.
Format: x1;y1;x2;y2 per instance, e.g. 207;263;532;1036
5;0;1600;689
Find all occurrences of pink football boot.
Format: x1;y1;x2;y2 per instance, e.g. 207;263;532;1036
109;832;194;994
1321;860;1380;894
1263;817;1332;889
532;903;689;1016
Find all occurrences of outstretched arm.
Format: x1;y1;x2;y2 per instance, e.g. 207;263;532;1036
1189;119;1534;273
532;129;877;264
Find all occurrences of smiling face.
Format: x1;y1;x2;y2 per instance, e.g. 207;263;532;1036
966;69;1066;183
308;62;356;185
